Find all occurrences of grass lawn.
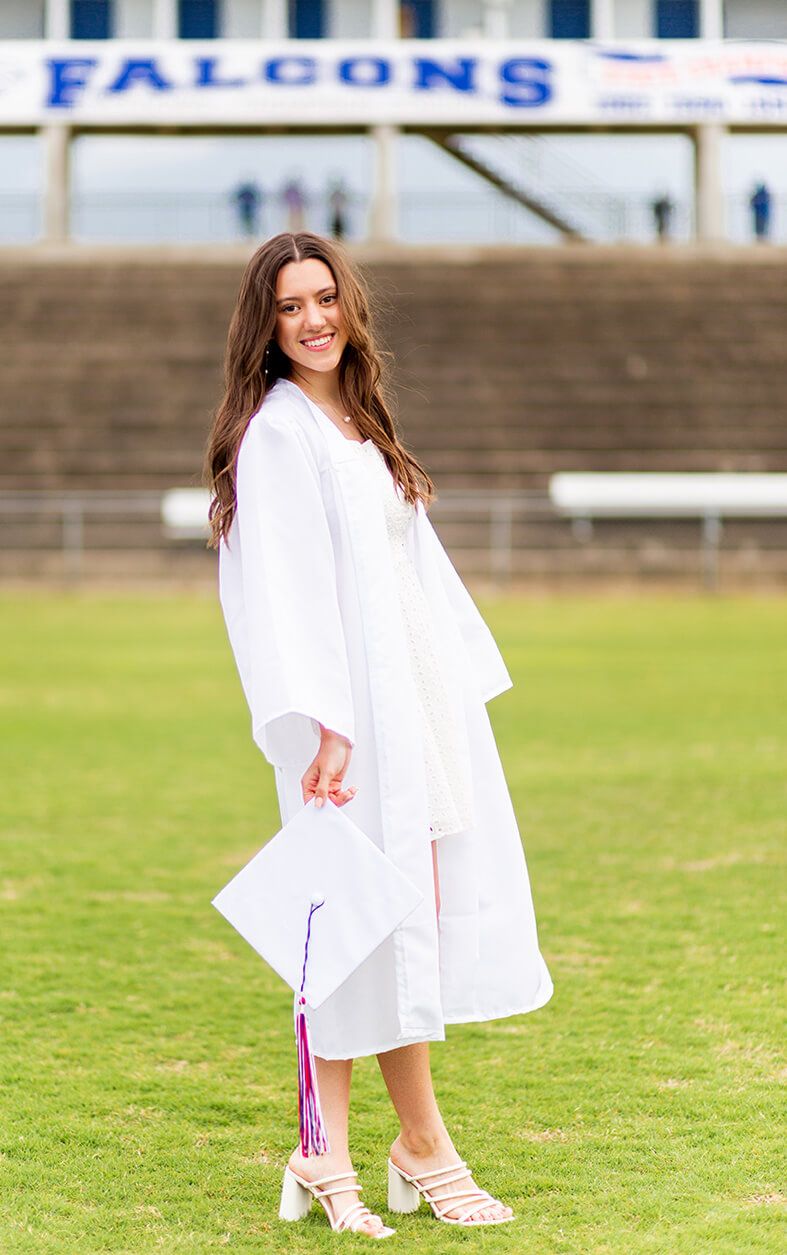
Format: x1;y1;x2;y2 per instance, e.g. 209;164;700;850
0;591;784;1254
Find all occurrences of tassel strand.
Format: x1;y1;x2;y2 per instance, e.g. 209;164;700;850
295;900;330;1157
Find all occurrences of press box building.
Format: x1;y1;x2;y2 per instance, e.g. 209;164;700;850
1;1;786;241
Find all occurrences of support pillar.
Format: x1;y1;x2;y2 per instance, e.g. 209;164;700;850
43;125;71;243
693;123;726;243
591;0;615;40
481;0;512;40
152;0;177;38
699;0;724;39
368;125;397;243
372;0;399;40
45;0;69;39
261;0;288;39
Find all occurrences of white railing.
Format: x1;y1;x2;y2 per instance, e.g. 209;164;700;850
550;472;787;591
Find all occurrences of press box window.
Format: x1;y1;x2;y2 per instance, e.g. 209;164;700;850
655;0;699;38
549;0;590;39
179;0;220;39
71;0;112;38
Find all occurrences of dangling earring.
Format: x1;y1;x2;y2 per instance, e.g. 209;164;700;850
263;341;271;385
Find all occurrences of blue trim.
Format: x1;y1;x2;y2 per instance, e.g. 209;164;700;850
178;0;219;40
290;0;325;40
549;0;590;40
71;0;111;40
655;0;699;38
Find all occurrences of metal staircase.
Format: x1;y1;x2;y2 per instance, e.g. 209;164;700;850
428;132;628;242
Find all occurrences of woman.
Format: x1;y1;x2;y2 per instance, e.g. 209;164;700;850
204;233;553;1237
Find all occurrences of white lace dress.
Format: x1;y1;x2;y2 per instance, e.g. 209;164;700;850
359;439;474;840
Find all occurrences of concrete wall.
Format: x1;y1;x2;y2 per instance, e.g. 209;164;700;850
329;0;371;38
614;0;652;38
725;0;787;38
116;0;154;37
0;0;45;37
510;0;545;39
441;0;482;38
223;0;263;37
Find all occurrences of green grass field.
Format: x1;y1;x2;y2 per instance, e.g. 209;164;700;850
0;591;784;1254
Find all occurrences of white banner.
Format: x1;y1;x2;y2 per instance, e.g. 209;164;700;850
0;40;786;127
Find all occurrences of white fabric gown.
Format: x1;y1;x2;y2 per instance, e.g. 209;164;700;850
218;378;553;1060
357;438;473;840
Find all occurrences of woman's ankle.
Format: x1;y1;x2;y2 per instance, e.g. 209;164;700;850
289;1144;351;1171
393;1126;452;1159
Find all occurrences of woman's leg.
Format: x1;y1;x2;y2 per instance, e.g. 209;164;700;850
287;1057;386;1235
431;839;441;917
376;1043;512;1223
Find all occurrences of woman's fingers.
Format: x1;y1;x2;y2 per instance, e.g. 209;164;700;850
327;784;358;808
300;745;357;807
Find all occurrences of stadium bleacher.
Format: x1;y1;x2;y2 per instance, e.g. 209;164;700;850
1;245;785;586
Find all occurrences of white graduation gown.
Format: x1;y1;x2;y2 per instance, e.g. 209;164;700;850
218;378;553;1060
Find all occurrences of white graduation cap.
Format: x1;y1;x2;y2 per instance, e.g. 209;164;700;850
211;798;423;1154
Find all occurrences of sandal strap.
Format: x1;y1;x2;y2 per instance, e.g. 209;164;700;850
335;1201;375;1233
390;1159;507;1225
399;1159;467;1184
427;1186;492;1205
455;1196;506;1224
308;1169;361;1189
418;1166;474;1191
313;1183;362;1200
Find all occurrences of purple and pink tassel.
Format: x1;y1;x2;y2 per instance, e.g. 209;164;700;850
294;900;330;1157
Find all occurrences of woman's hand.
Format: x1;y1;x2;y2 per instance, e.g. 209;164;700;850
301;725;358;809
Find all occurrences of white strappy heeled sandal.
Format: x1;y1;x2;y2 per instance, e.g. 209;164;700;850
387;1157;514;1226
279;1164;396;1238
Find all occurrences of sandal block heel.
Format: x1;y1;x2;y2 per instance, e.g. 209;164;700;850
387;1160;421;1213
279;1165;313;1221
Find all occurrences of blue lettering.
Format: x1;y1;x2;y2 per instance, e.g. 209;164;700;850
106;60;173;94
500;58;552;108
264;57;317;86
194;58;247;89
46;58;97;108
413;58;476;93
338;57;390;88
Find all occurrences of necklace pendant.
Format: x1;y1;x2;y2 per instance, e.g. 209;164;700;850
342;415;352;423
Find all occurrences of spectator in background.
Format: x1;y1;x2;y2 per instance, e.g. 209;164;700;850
749;182;772;242
651;193;675;243
231;181;263;239
327;178;349;240
282;179;307;232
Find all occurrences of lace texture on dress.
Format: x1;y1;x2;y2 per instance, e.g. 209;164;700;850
358;440;474;839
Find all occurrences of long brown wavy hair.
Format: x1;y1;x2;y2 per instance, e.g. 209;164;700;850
203;232;435;549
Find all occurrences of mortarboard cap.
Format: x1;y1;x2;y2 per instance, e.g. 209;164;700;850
211;798;423;1154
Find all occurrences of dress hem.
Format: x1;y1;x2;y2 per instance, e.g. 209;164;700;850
313;977;554;1061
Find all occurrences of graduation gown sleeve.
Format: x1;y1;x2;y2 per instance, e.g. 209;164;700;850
414;501;513;704
220;409;356;770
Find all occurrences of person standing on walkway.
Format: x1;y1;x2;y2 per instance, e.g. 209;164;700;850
282;178;307;233
231;181;263;238
327;178;349;240
750;182;772;242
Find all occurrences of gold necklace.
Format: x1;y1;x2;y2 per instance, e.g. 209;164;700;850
300;382;352;424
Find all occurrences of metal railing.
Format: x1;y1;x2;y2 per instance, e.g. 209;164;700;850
0;486;552;583
0;190;782;245
3;485;782;590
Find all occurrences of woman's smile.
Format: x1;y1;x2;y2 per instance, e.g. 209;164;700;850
301;331;336;351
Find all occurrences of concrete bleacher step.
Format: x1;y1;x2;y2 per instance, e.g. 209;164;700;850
1;248;786;584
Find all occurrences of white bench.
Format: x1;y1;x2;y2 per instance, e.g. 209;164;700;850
161;488;212;539
549;472;787;589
